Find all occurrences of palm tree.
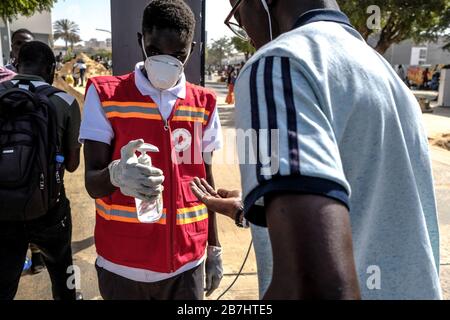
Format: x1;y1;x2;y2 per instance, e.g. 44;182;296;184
53;19;80;50
68;33;82;50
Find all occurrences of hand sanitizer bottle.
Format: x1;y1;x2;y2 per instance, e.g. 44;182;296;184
135;143;163;223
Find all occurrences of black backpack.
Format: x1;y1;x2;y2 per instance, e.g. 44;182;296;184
0;80;64;221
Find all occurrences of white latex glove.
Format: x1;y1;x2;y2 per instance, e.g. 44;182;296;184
205;246;224;297
108;139;164;202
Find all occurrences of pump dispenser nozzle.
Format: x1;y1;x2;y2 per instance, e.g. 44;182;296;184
137;144;159;167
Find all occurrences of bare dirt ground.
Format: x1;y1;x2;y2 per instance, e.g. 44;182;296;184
13;75;450;300
422;106;450;299
426;107;450;152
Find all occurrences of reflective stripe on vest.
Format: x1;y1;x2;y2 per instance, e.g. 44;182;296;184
172;106;210;125
96;199;208;225
102;101;210;124
176;204;208;225
102;101;162;121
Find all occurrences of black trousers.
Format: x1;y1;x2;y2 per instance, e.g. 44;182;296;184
96;263;204;300
0;194;76;300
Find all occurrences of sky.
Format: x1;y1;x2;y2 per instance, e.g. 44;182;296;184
52;0;234;45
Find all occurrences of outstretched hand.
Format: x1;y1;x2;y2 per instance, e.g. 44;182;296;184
190;178;242;220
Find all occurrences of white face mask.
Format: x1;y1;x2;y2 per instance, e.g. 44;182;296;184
142;38;186;90
260;0;273;41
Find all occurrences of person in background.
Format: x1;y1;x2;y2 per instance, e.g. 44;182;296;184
5;29;35;72
2;28;47;275
73;59;87;87
56;52;63;71
225;66;236;104
0;41;82;300
423;67;430;89
397;65;406;84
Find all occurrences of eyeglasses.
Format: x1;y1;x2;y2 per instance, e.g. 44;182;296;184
224;0;250;41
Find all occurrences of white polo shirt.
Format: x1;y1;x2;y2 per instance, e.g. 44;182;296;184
80;62;223;283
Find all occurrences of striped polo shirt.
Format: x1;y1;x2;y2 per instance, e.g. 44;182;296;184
235;9;441;299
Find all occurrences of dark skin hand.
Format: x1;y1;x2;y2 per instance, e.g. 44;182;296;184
190;177;242;220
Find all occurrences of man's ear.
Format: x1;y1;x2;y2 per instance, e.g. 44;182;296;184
190;41;196;54
48;64;56;83
137;32;143;48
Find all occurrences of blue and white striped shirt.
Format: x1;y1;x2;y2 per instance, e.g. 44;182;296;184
235;9;441;300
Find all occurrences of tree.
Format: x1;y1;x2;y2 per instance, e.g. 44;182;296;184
54;19;80;50
443;37;450;52
206;37;233;66
68;33;82;50
0;0;57;23
231;36;255;61
338;0;450;54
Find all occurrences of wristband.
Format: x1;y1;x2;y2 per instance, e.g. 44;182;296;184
235;207;249;229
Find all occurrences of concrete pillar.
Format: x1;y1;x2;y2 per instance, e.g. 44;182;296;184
110;0;205;85
438;68;450;108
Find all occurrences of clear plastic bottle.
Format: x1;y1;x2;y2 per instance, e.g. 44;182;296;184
135;143;163;223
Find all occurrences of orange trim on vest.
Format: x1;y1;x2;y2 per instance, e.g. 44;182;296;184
102;101;158;108
95;199;167;225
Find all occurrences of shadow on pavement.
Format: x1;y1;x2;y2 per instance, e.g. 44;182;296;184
218;107;236;128
433;107;450;118
72;237;95;255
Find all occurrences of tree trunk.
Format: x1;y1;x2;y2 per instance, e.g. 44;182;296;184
374;40;393;55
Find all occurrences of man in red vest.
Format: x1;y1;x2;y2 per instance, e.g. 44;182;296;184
80;0;223;300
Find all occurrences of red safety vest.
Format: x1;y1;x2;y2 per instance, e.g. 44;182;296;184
87;72;216;273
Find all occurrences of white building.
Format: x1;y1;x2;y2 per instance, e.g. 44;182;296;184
0;11;52;66
366;34;450;67
85;38;108;50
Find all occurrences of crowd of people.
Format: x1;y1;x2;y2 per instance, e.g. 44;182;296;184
396;64;443;91
0;0;444;301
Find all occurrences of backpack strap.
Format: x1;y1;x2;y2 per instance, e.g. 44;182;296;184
0;80;15;92
34;85;63;98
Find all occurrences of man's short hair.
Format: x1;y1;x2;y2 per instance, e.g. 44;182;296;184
142;0;196;42
11;29;35;41
18;41;56;70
